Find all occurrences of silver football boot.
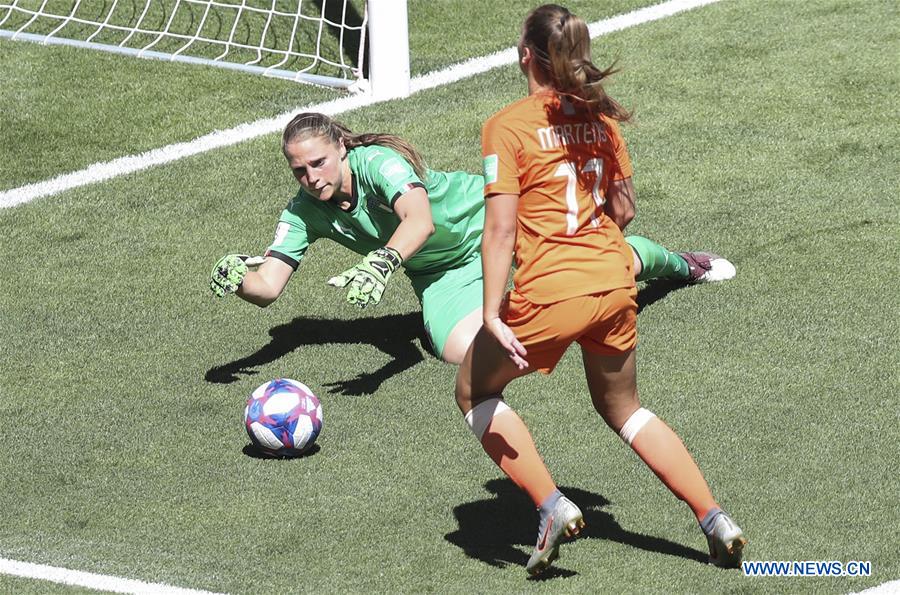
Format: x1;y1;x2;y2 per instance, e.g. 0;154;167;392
525;495;585;576
705;510;747;568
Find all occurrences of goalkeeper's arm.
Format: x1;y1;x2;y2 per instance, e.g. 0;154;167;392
384;186;434;259
237;257;295;307
210;253;295;306
325;187;435;309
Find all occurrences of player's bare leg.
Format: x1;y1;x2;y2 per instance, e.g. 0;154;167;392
456;328;583;575
442;306;483;365
582;348;745;566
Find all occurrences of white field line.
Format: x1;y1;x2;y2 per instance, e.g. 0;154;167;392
853;580;900;594
0;557;223;594
0;0;723;210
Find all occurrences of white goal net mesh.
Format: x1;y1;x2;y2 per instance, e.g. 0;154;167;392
0;0;367;87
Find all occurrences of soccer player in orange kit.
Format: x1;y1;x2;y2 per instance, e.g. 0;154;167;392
454;4;746;576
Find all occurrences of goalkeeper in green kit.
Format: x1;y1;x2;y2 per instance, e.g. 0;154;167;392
210;112;735;364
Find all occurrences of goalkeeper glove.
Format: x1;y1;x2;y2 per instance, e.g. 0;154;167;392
209;254;263;297
327;247;402;308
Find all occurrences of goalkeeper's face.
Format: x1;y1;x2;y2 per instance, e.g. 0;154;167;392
284;135;349;201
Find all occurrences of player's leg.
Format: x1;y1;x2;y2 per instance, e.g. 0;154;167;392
442;306;482;365
458;294;592;575
625;235;736;283
579;302;746;566
630;242;644;278
581;347;718;519
456;326;550;506
412;257;484;364
457;328;582;575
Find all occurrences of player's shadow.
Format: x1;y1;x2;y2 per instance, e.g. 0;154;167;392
445;478;707;577
206;283;685;395
636;278;692;314
205;312;430;396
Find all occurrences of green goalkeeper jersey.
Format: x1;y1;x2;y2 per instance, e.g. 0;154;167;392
266;145;485;275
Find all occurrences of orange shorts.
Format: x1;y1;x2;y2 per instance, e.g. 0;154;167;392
503;286;638;374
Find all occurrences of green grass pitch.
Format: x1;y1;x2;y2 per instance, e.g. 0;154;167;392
1;0;898;592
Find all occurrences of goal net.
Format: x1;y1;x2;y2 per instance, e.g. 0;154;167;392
0;0;405;92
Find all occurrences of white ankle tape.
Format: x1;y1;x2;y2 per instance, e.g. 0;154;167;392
619;407;656;445
464;397;510;441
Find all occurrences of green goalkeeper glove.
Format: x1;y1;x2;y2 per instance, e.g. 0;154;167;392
209;254;264;297
327;247;402;308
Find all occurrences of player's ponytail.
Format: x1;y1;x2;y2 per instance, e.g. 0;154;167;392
523;4;631;122
282;113;428;179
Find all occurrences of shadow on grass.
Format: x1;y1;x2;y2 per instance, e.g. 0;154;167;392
241;443;321;459
445;478;707;577
206;282;689;395
636;279;692;314
206;312;431;396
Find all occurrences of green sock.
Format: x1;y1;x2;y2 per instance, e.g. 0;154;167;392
625;235;689;281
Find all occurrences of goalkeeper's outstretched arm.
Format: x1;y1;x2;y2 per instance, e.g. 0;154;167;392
384;186;434;259
210;253;295;305
237;257;294;307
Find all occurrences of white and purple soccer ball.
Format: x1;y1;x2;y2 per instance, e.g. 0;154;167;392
244;379;323;456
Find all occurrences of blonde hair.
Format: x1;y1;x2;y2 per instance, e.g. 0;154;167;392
522;4;631;122
282;112;428;179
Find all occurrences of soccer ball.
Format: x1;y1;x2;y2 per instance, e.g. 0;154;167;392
244;378;323;456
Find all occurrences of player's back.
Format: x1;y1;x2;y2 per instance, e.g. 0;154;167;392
482;92;634;304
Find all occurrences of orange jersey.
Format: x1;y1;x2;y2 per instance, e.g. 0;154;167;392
482;92;635;304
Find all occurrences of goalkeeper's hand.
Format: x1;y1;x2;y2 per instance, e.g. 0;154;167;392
327;247;402;308
210;254;265;297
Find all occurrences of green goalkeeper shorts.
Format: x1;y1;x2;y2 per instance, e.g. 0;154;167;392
409;255;483;359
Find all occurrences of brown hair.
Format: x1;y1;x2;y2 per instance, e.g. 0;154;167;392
281;112;428;179
522;4;631;122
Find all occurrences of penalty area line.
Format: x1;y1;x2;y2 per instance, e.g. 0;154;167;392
0;556;223;594
852;580;900;594
0;0;722;209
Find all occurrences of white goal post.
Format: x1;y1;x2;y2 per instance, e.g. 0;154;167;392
0;0;409;96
